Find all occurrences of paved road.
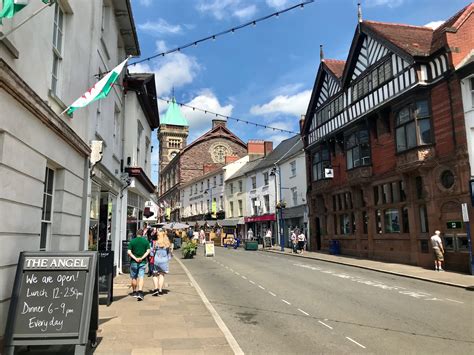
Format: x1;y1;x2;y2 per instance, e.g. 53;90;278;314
181;248;474;354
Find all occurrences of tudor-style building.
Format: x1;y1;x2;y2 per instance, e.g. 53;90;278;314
302;4;474;272
158;111;247;221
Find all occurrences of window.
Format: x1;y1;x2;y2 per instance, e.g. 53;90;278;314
263;172;269;186
219;196;223;210
189;186;193;196
363;211;368;234
230;183;234;194
251;198;258;215
415;176;424;199
384;209;400;233
51;2;65;96
200;201;203;213
229;201;234;218
290;161;296;177
419;205;429;233
144;139;150;171
312;147;330;181
40;167;55;250
402;206;410;233
251;176;256;189
113;108;121;155
213;176;217;187
352;60;392;102
194;184;197;194
219;174;223;186
137;121;143;165
207;179;210;189
470;78;474;108
238;180;243;192
264;195;270;213
346;129;371;169
440;170;455;189
339;214;350;235
200;182;203;192
396;100;432;152
376;210;382;234
238;200;243;216
291;188;298;206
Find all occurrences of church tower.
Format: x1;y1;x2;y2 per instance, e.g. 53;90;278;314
158;98;189;173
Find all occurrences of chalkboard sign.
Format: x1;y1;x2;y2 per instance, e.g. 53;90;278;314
5;252;98;355
263;236;272;249
98;251;114;306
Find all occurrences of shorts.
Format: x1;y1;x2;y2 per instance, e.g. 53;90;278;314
130;262;146;279
298;241;305;250
433;248;444;261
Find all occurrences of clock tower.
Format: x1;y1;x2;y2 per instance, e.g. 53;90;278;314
158;98;189;173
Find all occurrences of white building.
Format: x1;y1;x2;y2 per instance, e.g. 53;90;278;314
0;0;148;336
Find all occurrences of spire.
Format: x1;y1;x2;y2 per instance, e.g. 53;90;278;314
320;44;324;62
357;3;362;23
160;97;189;127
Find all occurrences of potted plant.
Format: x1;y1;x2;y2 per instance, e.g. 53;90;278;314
182;241;197;259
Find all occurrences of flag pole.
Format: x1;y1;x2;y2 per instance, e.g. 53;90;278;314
0;1;54;42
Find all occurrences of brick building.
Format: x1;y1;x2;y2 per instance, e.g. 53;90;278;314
158;104;247;220
302;4;474;272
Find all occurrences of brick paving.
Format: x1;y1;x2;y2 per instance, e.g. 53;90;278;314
92;258;234;355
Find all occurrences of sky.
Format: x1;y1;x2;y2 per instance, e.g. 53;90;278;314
129;0;470;183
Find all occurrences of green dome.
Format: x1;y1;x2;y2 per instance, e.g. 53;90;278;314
160;98;188;126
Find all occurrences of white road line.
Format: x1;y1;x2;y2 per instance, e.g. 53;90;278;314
235;272;240;276
241;276;247;280
258;285;265;290
230;268;234;272
318;320;333;330
175;257;244;355
298;308;309;316
281;299;291;305
225;266;229;269
268;291;276;297
445;298;464;304
249;280;256;284
346;337;366;349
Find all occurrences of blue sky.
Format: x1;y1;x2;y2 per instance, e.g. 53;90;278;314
129;0;469;182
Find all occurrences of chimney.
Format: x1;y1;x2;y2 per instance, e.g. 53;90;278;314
212;119;227;129
225;155;239;164
247;140;273;161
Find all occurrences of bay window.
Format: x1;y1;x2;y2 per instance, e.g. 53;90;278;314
312;147;330;181
395;99;432;152
345;128;371;169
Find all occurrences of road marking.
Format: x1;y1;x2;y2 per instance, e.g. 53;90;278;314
235;272;240;275
230;268;234;272
175;257;244;355
445;298;464;304
258;285;265;290
298;308;309;316
281;299;291;305
346;337;366;349
241;276;247;280
318;321;333;330
249;280;255;284
225;266;229;269
268;291;276;297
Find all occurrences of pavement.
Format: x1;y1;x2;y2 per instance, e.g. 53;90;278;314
264;246;474;289
92;258;235;355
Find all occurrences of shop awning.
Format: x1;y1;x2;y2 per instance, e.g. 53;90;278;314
220;218;245;226
244;214;276;223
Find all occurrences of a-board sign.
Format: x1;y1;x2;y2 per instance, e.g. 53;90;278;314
98;251;114;306
263;236;272;248
205;242;215;257
5;252;98;354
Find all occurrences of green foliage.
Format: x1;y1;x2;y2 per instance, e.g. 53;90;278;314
182;241;197;259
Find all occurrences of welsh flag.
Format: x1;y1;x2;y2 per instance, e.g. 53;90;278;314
0;0;50;24
65;57;129;117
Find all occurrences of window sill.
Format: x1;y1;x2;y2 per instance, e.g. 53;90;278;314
0;31;19;58
48;90;68;112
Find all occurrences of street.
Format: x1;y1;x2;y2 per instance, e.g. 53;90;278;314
181;248;474;354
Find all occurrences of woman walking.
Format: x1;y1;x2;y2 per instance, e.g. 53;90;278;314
151;229;171;296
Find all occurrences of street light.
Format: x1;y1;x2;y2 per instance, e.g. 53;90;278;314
270;165;285;252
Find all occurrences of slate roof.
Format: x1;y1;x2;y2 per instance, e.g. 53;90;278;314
226;158;263;180
254;135;304;171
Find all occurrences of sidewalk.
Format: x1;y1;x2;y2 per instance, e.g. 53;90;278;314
265;247;474;289
93;258;234;355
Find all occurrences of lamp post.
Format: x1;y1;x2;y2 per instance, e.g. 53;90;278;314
270;165;285;251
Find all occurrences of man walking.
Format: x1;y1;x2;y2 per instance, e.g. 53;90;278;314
128;229;150;300
430;230;445;271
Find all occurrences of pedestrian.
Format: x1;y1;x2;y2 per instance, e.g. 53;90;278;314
199;228;206;244
127;228;150;301
430;230;445;271
290;230;298;253
151;231;172;296
247;228;254;241
297;229;306;255
147;228;157;277
265;228;272;247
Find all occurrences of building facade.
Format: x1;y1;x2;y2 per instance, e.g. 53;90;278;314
302;4;474;272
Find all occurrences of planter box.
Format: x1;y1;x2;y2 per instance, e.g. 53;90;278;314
245;241;258;251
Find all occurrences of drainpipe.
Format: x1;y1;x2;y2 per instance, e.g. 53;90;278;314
446;72;457;149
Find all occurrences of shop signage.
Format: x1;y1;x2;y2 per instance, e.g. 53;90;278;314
98;251;114;306
446;221;463;229
205;242;215;257
244;214;276;223
5;252;98;355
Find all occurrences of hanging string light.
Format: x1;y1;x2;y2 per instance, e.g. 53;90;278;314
157;97;300;135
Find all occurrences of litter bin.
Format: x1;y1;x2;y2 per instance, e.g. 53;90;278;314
245;241;258;250
329;240;340;255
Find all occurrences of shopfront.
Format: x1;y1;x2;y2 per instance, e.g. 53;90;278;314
282;205;307;248
245;214;276;244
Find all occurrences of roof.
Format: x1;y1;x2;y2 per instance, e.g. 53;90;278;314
160;98;188;126
254;135;303;171
226;159;263;180
112;0;140;56
324;59;346;79
125;73;159;129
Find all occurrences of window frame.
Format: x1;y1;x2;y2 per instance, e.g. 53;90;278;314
40;167;55;251
345;127;371;170
263;172;269;186
51;2;65;97
290;161;296;177
312;146;331;181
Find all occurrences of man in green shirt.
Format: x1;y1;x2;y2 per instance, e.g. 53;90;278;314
128;229;150;301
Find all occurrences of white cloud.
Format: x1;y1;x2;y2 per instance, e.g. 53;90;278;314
139;0;153;6
138;19;182;35
234;5;257;19
265;0;289;10
424;20;444;29
129;48;200;97
365;0;404;8
250;90;311;117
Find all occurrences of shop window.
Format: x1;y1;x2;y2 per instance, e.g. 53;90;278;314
456;234;469;252
440;170;455;189
345;129;371;169
420;240;429;253
419;205;429;233
384;209;400;233
362;211;368;234
339;214;350;235
443;235;455;251
395;99;432;152
375;209;382;234
382;183;391;204
312;147;330;181
351;213;356;234
399;181;406;202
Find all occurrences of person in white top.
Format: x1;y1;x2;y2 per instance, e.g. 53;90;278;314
297;231;306;254
266;228;273;247
290;230;297;253
430;230;445;271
